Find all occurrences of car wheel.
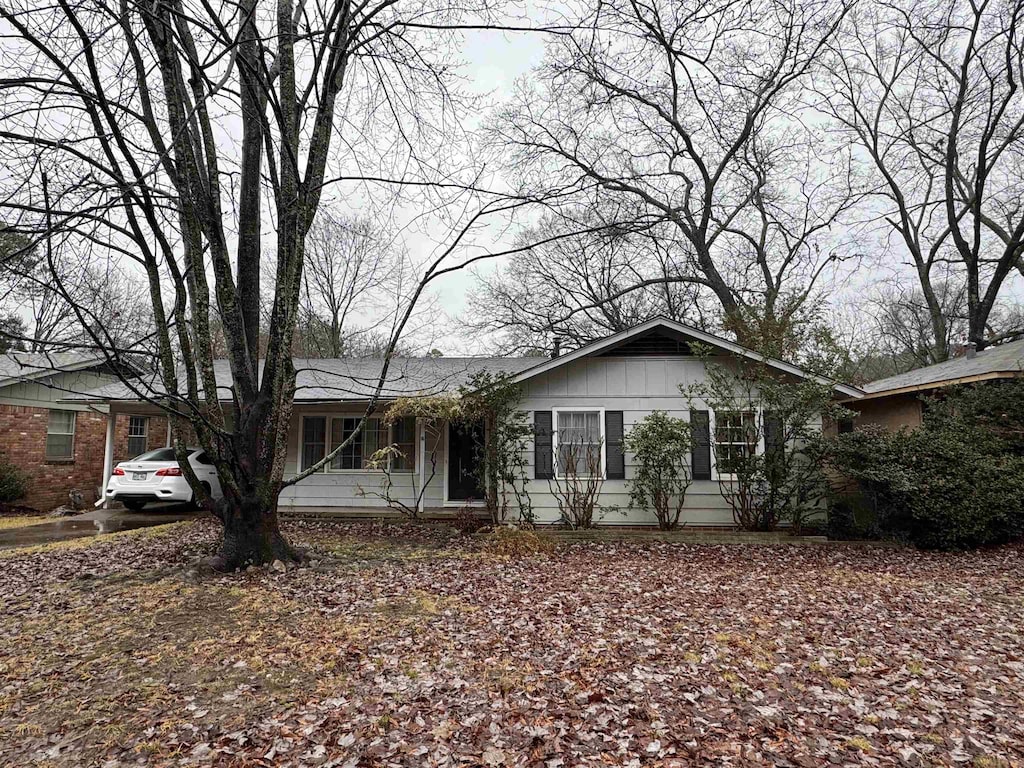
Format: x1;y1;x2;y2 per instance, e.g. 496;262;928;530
122;499;146;512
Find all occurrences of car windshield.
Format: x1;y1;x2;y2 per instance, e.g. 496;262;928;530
130;448;179;462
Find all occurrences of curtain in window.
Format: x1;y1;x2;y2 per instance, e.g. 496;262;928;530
557;411;601;475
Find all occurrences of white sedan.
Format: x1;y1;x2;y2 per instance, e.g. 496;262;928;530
105;447;223;511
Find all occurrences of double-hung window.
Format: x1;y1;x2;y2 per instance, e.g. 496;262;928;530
127;416;148;457
714;411;756;475
46;410;76;461
554;409;603;477
301;415;417;472
391;417;417;471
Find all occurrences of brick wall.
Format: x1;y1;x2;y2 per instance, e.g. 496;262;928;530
0;405;108;511
113;414;170;462
0;407;171;512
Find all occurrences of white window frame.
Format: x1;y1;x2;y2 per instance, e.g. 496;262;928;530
711;408;763;481
45;409;76;461
552;406;606;479
298;414;416;474
127;416;149;457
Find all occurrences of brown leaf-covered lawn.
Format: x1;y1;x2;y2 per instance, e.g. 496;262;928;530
1;520;1023;767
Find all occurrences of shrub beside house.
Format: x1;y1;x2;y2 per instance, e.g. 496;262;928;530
827;342;1024;549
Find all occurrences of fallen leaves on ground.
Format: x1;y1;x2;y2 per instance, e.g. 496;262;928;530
1;520;1022;767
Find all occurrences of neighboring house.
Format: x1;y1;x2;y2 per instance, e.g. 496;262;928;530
75;318;859;525
843;337;1024;432
0;353;168;510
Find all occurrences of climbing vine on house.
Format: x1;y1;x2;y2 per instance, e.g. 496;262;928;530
460;372;534;527
362;372;533;525
682;344;851;532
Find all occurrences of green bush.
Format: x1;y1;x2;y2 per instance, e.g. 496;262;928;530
825;406;1024;550
0;453;28;504
624;411;692;530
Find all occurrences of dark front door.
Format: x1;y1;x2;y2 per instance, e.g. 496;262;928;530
448;421;484;502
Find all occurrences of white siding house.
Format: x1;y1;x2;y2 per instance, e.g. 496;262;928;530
79;318;861;525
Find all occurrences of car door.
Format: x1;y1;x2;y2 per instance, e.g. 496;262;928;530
192;452;223;499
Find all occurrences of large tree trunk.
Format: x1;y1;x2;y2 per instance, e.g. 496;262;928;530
213;490;302;570
208;395;304;569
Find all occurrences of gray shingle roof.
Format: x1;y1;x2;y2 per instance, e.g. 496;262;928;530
0;352;108;389
862;337;1024;394
70;356;549;403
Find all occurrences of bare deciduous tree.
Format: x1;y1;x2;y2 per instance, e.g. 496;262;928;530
466;209;710;353
0;0;558;567
491;0;858;355
823;0;1024;355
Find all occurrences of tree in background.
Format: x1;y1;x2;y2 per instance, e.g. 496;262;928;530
491;0;859;354
466;209;708;353
283;209;439;358
1;224;153;353
823;0;1024;355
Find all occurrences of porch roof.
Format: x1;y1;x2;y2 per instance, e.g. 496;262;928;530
67;356;547;405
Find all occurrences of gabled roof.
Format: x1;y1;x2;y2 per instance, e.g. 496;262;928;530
858;337;1024;400
509;317;863;398
68;318;862;404
0;352;110;390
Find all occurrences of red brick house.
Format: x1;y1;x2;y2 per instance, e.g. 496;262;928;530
0;353;168;511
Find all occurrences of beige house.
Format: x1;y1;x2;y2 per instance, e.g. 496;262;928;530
843;337;1024;431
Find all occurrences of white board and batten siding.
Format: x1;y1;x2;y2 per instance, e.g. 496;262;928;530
519;355;736;527
277;355;823;527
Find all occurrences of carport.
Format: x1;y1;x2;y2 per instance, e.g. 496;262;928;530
97;401;173;508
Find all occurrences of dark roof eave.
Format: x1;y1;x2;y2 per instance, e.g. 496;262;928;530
842;370;1022;402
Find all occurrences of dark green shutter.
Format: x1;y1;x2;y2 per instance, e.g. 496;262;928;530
534;411;553;479
605;411;625;479
763;412;784;457
691;410;711;480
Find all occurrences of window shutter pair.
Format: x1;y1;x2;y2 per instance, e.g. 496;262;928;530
533;411;625;480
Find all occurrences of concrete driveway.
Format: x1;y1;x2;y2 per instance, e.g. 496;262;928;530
0;506;205;549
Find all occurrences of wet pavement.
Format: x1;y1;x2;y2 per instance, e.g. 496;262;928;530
0;507;203;549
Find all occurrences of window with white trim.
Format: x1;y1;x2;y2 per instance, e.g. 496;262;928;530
127;416;148;457
391;417;417;471
301;416;416;472
554;410;603;476
714;411;756;475
46;409;76;460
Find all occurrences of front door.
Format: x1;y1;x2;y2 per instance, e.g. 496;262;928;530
447;421;484;502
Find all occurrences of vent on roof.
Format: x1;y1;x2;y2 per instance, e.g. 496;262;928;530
598;331;693;357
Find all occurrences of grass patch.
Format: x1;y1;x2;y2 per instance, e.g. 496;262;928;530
481;527;556;557
0;515;53;531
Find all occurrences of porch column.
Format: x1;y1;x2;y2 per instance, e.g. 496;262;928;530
165;416;172;447
417;418;427;516
100;410;116;508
